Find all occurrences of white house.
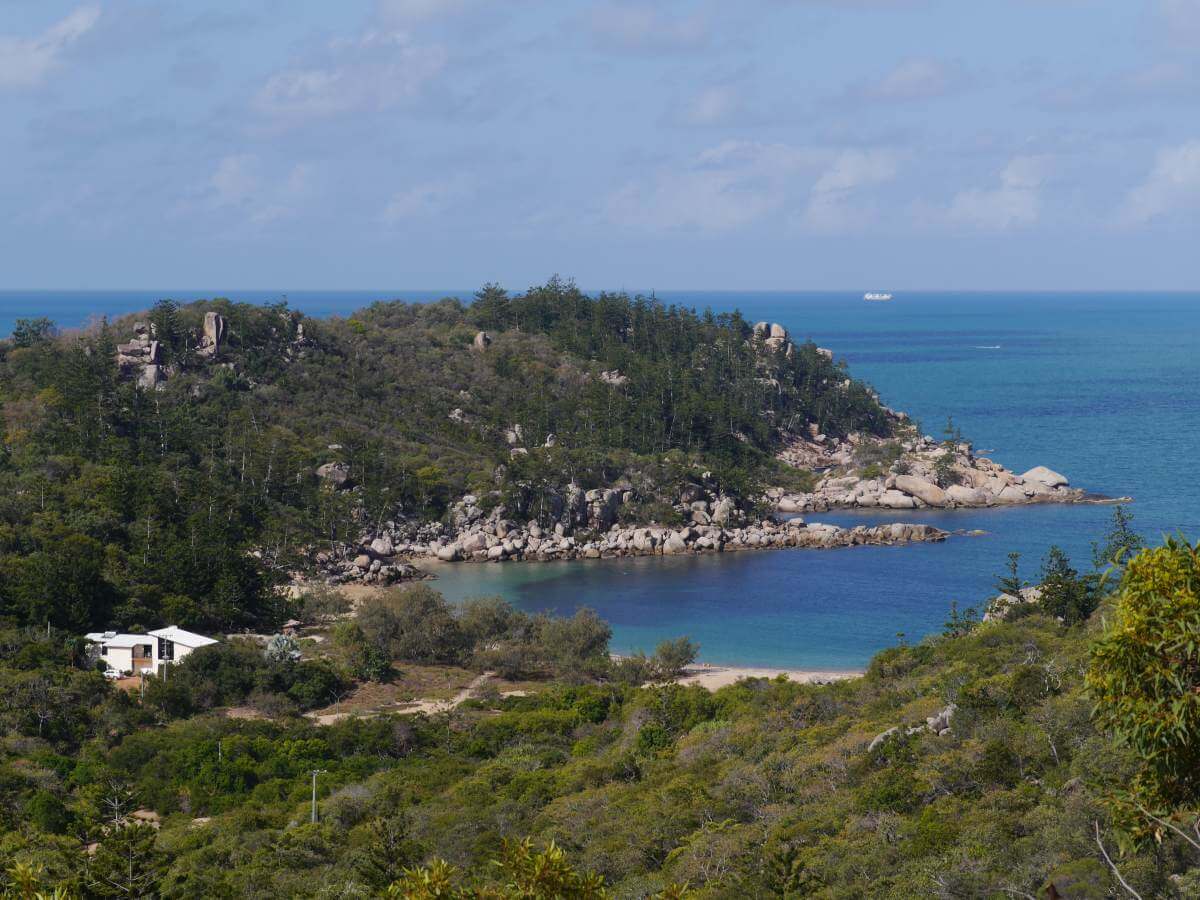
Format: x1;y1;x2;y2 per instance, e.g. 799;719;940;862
84;632;156;675
147;626;218;667
85;625;218;676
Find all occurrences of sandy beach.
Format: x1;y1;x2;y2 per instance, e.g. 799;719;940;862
677;663;863;691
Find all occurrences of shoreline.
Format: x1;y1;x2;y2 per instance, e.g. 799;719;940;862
327;519;951;585
676;663;863;690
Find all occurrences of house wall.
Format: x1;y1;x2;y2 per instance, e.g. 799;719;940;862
103;647;134;673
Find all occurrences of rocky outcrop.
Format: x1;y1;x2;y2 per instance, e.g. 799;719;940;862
751;321;796;360
868;703;957;751
472;331;492;351
115;309;240;388
599;370;629;387
310;480;949;584
315;462;351;488
772;430;1101;514
983;586;1043;622
198;312;226;358
116;322;165;390
350;513;945;570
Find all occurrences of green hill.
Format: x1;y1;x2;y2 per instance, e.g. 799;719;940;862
0;280;890;633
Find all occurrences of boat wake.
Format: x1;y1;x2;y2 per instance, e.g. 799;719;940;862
972;345;1001;350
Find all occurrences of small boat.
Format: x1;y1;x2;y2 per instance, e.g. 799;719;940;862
863;292;893;302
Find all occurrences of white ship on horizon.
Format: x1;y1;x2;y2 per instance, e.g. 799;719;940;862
863;292;893;302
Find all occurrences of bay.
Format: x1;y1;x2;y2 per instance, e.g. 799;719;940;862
4;289;1197;667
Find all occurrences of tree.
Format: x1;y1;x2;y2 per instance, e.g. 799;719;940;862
932;450;959;488
1037;546;1096;625
147;299;181;362
471;282;511;331
356;585;467;665
942;602;979;638
10;317;57;347
1087;537;1200;841
87;824;165;898
653;637;699;679
352;816;421;889
1092;504;1143;572
995;551;1023;597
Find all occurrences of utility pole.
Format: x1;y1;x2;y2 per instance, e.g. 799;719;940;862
310;770;326;824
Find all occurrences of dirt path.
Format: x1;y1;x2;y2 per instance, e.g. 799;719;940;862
305;671;497;725
391;671;495;716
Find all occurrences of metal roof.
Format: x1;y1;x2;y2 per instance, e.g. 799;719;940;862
147;625;219;647
84;632;154;648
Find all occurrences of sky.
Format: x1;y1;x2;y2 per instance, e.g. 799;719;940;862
1;0;1199;291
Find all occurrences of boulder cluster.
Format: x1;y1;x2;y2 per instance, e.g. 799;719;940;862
308;479;947;583
423;517;945;564
982;586;1044;622
311;546;427;586
114;311;228;390
868;703;958;752
774;434;1087;514
116;322;165;389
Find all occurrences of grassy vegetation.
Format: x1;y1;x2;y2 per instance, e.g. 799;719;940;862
4;520;1200;897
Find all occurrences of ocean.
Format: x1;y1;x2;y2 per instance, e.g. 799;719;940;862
3;289;1197;668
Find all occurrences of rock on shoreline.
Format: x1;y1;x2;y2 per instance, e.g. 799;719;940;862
772;431;1101;514
422;518;946;565
315;517;948;584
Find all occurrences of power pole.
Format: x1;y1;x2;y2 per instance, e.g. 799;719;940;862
310;769;326;824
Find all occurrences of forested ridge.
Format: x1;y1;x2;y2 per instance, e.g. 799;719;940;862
0;280;889;635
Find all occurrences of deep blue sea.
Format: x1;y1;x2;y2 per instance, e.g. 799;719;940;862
3;290;1198;668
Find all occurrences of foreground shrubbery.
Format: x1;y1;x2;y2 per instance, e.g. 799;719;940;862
8;529;1200;896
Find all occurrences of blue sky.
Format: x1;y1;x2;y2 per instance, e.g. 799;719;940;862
1;0;1199;291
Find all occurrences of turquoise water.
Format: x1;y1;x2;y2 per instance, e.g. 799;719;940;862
4;290;1198;667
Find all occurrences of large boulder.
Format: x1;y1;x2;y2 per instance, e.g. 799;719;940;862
879;490;917;509
1021;466;1069;488
711;497;735;524
998;485;1029;503
316;462;351;487
946;484;987;506
894;475;948;508
472;331;492;351
460;532;488;553
198;312;227;357
662;532;689;555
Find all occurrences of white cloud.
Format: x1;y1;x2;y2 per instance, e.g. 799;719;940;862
587;2;708;52
675;85;741;126
205;154;313;225
1162;0;1200;44
947;156;1048;230
0;5;100;90
801;150;899;232
852;58;962;103
255;30;448;122
381;176;473;222
607;141;818;231
1119;140;1200;226
606;141;899;233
